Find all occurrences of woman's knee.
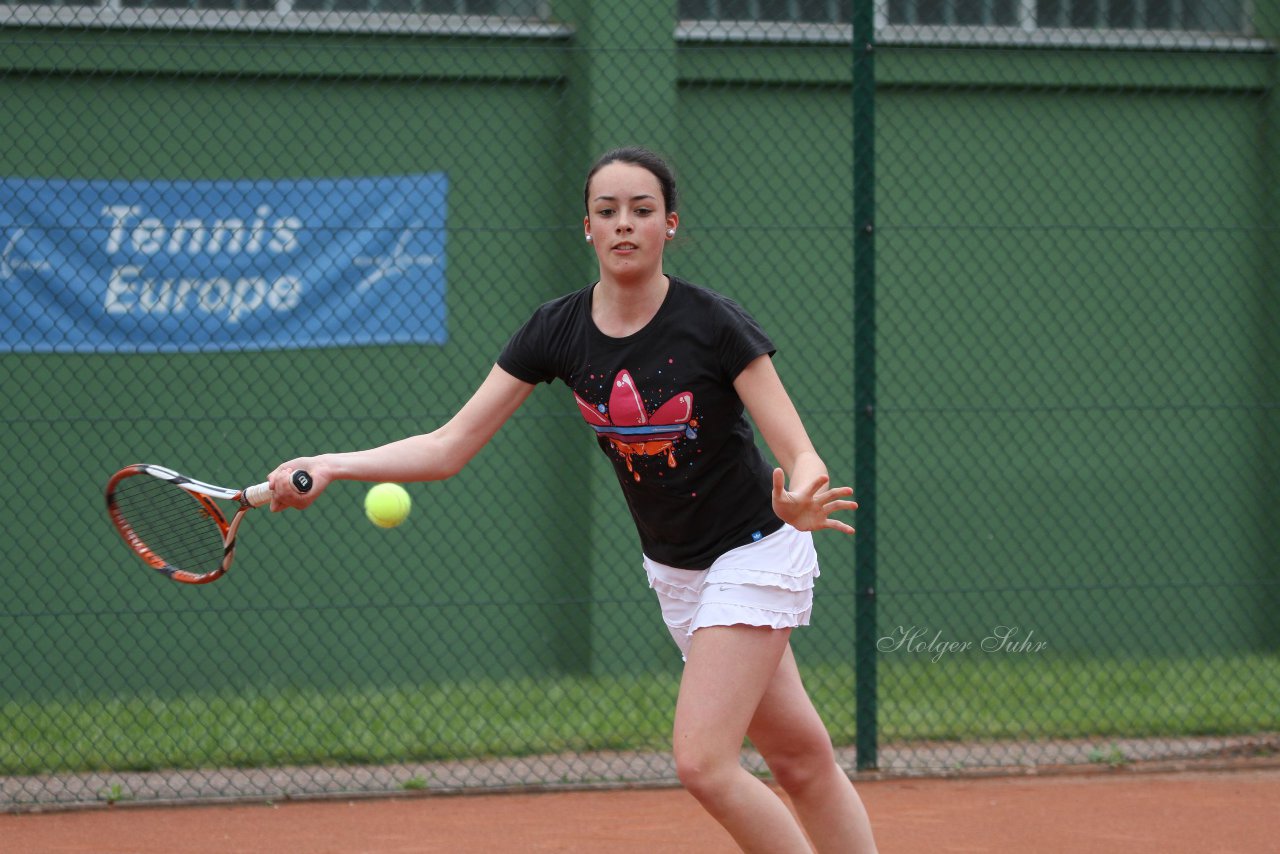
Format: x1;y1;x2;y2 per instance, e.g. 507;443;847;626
674;740;741;802
762;731;838;795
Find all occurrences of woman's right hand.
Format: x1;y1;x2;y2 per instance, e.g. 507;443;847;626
267;457;330;511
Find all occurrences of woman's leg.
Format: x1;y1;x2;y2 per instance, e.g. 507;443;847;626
747;643;878;853
673;625;813;853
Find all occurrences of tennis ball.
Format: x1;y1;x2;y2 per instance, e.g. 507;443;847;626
365;483;411;529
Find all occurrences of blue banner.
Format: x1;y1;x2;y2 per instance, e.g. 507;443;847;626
1;174;448;353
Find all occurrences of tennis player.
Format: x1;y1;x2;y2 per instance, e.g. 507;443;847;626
269;146;877;853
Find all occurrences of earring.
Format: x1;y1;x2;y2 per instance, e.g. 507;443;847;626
585;234;593;242
666;229;676;238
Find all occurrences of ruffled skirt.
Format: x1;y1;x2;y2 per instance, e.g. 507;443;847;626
643;524;820;660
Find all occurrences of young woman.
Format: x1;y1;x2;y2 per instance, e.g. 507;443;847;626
268;147;878;853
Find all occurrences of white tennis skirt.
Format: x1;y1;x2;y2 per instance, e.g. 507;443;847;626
643;523;820;659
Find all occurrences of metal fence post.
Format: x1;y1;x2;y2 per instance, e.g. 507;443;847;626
852;0;878;773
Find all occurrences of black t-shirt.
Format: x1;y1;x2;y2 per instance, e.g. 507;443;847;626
497;276;782;570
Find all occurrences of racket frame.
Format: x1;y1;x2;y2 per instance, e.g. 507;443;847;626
105;463;289;585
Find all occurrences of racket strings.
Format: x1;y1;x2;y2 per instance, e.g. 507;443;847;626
112;476;227;574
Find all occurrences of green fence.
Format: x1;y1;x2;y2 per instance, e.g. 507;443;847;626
2;0;1277;809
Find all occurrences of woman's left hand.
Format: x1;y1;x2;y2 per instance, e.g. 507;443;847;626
771;468;858;535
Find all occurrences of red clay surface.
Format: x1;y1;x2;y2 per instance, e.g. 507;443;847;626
5;767;1279;853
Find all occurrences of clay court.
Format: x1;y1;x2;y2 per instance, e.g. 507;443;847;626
6;764;1278;853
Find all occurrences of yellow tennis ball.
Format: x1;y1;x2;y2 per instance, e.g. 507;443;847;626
365;483;411;529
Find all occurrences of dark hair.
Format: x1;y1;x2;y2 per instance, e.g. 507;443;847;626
583;146;679;215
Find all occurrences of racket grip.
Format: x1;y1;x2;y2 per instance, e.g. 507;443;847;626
244;469;312;508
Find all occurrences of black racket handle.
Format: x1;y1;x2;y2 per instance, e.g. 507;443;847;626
291;469;314;494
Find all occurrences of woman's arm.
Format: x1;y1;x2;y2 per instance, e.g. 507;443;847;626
267;364;536;510
733;354;857;535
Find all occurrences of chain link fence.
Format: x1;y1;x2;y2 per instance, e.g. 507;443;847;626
2;0;1277;810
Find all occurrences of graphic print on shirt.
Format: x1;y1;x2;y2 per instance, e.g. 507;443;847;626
573;369;698;481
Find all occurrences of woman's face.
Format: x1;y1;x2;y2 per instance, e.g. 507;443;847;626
583;161;678;283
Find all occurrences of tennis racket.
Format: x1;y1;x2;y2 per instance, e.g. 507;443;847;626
105;463;312;585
